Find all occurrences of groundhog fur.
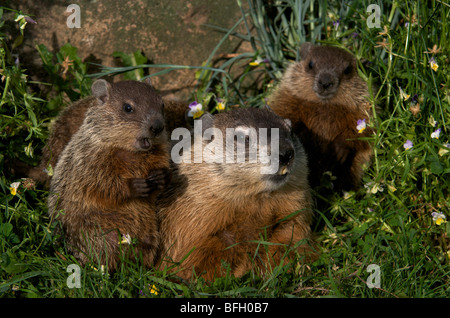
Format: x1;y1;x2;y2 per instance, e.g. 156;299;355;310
47;79;170;271
157;107;315;281
269;42;375;192
26;79;189;188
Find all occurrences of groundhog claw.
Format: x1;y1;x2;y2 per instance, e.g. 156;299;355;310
130;178;152;197
146;169;170;190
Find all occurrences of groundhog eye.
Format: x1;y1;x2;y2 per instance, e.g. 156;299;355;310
344;65;352;75
235;132;249;143
123;103;133;113
308;60;314;69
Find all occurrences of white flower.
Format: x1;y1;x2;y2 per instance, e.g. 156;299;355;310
187;101;204;119
399;87;410;101
120;233;132;245
10;182;21;196
356;119;367;133
432;212;446;225
431;128;441;139
403;139;413;150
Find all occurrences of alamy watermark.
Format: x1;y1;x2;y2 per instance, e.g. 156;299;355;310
66;264;81;288
171;120;281;175
66;4;81;28
366;4;381;28
366;264;381;288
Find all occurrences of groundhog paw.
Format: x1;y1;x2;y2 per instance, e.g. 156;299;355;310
333;135;351;164
146;168;171;190
129;178;152;198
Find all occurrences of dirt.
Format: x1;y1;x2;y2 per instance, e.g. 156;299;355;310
9;0;251;100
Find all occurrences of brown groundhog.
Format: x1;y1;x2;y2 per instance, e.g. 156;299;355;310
47;79;170;271
268;42;374;192
157;107;315;281
28;96;94;188
27;80;188;188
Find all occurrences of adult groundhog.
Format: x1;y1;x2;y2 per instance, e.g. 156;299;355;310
157;107;315;281
47;79;170;271
269;42;374;191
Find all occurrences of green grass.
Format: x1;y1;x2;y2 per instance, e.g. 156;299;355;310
1;1;449;298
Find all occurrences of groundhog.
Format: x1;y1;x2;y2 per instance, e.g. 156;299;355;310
27;80;188;188
28;97;94;188
47;79;170;271
157;107;315;281
268;42;374;192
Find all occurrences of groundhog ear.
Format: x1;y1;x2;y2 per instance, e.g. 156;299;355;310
143;77;154;88
184;110;214;131
299;42;313;60
91;79;111;104
263;103;273;112
199;112;214;131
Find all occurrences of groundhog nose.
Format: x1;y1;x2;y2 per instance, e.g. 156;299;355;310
279;148;294;165
319;77;334;89
150;120;164;136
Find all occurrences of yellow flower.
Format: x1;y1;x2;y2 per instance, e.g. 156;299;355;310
187;101;204;119
249;58;269;66
399;87;410;101
216;98;225;111
10;182;20;196
150;284;158;295
432;212;446;225
429;57;438;72
356;119;366;133
120;233;132;245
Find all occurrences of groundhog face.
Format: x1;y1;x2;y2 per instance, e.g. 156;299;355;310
196;108;302;194
91;79;166;151
298;42;358;101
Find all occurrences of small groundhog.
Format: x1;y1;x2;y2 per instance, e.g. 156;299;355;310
157;107;315;281
269;42;374;192
28;96;94;188
27;81;189;188
47;79;170;271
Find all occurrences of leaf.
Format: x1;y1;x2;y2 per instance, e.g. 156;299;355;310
112;50;148;80
0;223;13;237
11;34;24;50
429;158;443;175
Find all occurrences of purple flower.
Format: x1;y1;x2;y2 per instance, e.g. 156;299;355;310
333;19;340;30
25;16;37;24
431;128;441;139
356;119;366;133
187;101;204;119
403;139;413;150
